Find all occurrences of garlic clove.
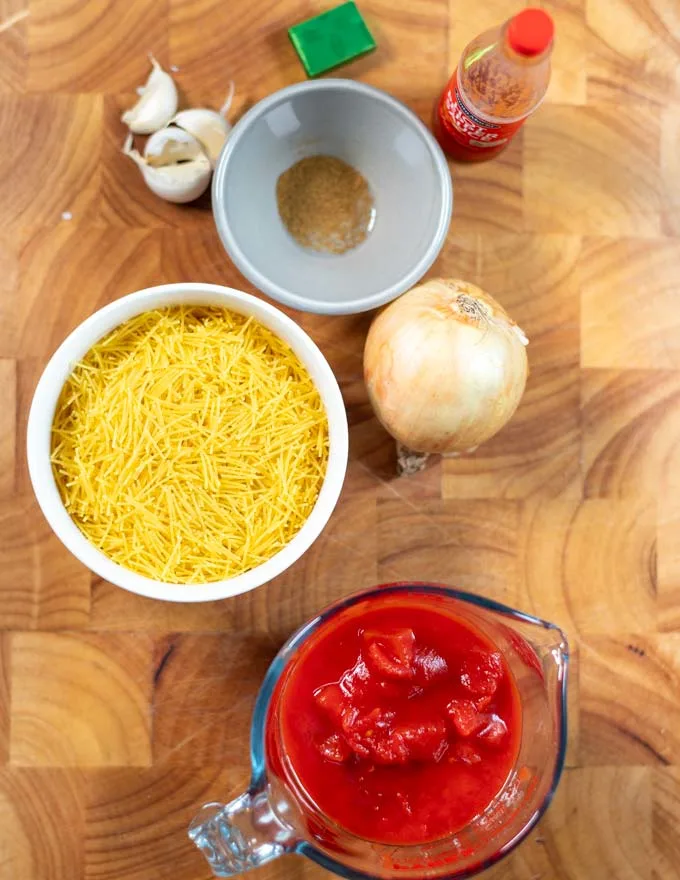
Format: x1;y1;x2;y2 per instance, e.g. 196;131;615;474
168;81;235;167
144;126;205;167
122;133;212;203
171;108;231;167
121;56;178;135
141;156;212;203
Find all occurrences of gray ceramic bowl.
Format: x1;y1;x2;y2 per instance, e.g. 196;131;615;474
212;80;453;315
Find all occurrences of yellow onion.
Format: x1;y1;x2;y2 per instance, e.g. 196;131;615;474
363;278;529;457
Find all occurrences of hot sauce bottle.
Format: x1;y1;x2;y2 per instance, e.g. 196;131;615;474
434;8;554;162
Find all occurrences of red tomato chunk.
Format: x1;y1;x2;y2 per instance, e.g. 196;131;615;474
319;733;352;763
450;742;482;765
413;646;449;684
478;714;508;746
446;698;486;737
362;627;416;680
460;649;504;696
394;720;449;762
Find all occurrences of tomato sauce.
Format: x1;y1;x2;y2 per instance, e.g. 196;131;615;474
272;596;521;845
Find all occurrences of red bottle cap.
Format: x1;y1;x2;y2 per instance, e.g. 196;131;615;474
507;8;554;57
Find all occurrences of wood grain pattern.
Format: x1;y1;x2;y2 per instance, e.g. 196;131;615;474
658;499;680;633
0;235;20;354
0;360;16;499
0;769;84;880
582;369;680;498
0;94;101;229
0;635;9;765
377;499;519;600
84;766;244;880
661;105;680;235
581;238;680;370
10;633;154;766
451;138;525;235
481;767;653;880
586;0;680;104
152;633;278;764
654;767;680;879
518;499;656;639
13;226;162;358
0;1;27;93
580;636;680;766
0;495;91;630
27;0;169;93
1;0;680;877
524;103;662;236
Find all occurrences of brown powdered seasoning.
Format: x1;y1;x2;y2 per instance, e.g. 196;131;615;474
276;155;374;255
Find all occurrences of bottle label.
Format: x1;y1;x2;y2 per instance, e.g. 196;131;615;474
438;70;526;151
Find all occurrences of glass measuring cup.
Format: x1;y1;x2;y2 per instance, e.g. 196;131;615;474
189;583;568;879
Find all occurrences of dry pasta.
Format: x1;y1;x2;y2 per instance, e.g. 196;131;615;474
51;306;329;583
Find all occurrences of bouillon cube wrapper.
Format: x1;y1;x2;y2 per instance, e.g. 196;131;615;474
288;1;377;78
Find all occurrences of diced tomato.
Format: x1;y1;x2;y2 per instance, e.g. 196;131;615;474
339;656;372;700
377;679;412;701
313;683;357;731
314;683;346;723
345;708;396;760
367;641;414;679
413;646;449;684
353;707;396;733
393;720;448;762
474;695;492;711
460;649;504;696
345;736;372;758
446;698;485;737
477;714;508;746
318;733;352;764
362;628;416;680
370;730;410;765
450;743;482;765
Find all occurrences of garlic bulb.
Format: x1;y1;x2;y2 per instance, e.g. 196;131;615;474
363;279;529;460
121;56;178;135
122;132;211;203
170;83;234;166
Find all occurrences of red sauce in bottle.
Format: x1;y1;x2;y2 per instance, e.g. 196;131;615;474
434;9;554;162
270;596;521;845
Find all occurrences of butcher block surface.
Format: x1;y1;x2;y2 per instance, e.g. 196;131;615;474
0;0;679;877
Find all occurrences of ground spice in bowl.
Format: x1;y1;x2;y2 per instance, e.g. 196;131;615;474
276;155;375;255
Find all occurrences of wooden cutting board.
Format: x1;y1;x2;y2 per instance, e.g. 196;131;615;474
0;0;678;877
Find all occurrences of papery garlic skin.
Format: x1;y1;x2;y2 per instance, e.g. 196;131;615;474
144;126;205;166
121;56;178;135
363;279;529;455
171;109;231;166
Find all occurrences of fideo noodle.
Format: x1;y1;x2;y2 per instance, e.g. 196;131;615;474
51;306;329;583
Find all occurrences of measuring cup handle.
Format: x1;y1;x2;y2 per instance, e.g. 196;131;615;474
189;791;295;877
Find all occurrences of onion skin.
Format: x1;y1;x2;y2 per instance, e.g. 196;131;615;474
363;279;529;455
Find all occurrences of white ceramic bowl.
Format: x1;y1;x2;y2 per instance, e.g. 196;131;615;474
212;79;453;315
27;283;349;603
